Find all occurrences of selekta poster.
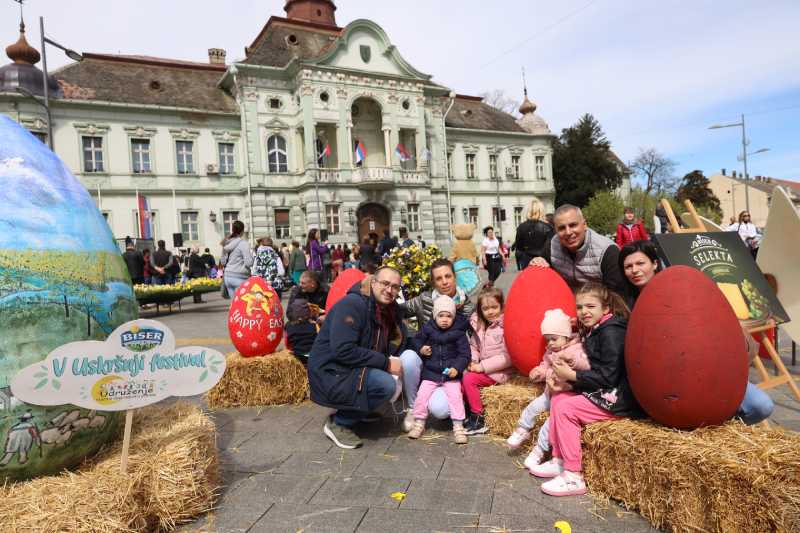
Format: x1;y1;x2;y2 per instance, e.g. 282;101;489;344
653;232;789;325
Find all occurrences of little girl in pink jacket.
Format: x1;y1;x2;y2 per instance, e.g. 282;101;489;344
462;286;514;435
506;308;589;468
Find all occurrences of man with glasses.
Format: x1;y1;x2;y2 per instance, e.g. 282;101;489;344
308;267;407;449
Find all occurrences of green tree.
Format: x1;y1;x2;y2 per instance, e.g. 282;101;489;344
676;170;722;220
553;114;623;207
583;191;625;237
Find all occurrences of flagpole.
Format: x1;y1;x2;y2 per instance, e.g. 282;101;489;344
172;188;178;241
315;148;324;233
135;188;142;239
96;185;102;211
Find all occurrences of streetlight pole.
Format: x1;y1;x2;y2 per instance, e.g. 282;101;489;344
35;16;83;150
15;86;51;148
443;91;456;225
39;17;52;149
708;114;769;215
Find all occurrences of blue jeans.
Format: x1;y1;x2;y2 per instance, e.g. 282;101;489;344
224;272;249;297
399;349;451;420
736;382;774;425
333;369;396;427
152;274;173;285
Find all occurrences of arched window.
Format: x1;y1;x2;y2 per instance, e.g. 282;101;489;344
267;135;288;173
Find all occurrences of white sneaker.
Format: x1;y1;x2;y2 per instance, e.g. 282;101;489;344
506;427;531;449
541;470;587;497
529;457;563;478
402;410;415;432
523;447;546;472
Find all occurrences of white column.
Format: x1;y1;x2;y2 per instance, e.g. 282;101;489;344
288;127;297;172
346;122;354;168
383;127;391;167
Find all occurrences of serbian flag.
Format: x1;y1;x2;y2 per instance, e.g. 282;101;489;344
322;143;331;159
354;141;366;164
395;143;412;162
137;193;153;239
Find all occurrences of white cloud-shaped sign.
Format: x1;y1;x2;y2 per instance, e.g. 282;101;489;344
11;319;226;411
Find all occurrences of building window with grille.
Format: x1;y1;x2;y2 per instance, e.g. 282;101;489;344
274;209;291;239
325;205;340;235
447;152;453;178
267;135;288;173
511;155;521;179
219;142;235;175
468;207;479;226
222;211;239;236
180;211;199;242
535;155;545;180
131;139;151;174
492;207;506;226
82;136;104;173
176;141;194;174
407;203;420;232
514;206;524;226
465;153;476;179
489;154;498;179
450;207;455;224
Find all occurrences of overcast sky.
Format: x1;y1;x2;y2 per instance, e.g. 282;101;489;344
4;0;799;183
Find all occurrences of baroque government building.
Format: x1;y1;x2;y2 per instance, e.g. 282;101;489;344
0;0;556;250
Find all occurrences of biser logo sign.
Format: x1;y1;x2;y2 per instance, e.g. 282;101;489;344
120;324;165;352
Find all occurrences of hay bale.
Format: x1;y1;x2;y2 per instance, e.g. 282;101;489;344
481;376;546;439
583;418;800;532
0;402;218;533
205;350;308;408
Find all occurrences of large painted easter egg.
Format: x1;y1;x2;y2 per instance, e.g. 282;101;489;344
626;265;749;429
0;116;138;481
504;267;576;375
325;268;366;312
228;276;284;356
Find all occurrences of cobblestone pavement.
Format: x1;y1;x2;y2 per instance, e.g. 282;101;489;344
162;266;799;532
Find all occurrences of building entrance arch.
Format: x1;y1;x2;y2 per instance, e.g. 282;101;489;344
357;203;390;243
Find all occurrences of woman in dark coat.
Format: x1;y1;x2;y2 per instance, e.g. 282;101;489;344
511;197;554;270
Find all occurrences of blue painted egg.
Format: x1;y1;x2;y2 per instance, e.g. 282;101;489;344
0;116;138;481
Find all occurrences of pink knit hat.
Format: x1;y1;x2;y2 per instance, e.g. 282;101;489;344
540;308;572;338
433;295;456;318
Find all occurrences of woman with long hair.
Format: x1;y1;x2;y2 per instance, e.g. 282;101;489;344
480;226;503;286
511;197;554;270
306;228;328;274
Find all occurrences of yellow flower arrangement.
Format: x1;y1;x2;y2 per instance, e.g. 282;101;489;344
381;244;443;298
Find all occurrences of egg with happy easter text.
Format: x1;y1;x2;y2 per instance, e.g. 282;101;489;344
228;276;284;356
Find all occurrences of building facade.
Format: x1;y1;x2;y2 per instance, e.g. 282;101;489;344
708;170;800;228
1;1;555;253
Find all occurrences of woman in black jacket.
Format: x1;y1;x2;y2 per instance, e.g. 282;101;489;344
511;198;554;270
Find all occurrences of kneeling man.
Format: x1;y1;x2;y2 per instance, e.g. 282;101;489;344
308;267;406;449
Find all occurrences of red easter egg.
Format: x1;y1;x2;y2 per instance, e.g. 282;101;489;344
626;265;748;429
326;268;366;312
504;267;576;375
228;276;284;357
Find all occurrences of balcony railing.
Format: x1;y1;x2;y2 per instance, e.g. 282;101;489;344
308;166;430;189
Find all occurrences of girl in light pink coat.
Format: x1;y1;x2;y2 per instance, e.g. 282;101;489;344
506;309;589;467
462;287;514;435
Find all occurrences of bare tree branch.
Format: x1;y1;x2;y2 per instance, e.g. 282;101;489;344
479;89;520;116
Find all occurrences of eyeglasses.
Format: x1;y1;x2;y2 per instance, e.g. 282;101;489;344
374;279;402;294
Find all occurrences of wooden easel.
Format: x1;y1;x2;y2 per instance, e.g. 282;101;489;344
660;199;800;401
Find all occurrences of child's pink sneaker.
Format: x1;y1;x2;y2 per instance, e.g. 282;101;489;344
523;446;546;472
506;427;531;449
529;457;563;478
541;470;587;497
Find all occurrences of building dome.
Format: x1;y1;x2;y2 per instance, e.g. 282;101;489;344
6;21;40;65
0;20;61;97
516;94;550;135
284;0;337;26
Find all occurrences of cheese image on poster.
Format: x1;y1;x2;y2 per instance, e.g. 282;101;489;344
11;319;226;411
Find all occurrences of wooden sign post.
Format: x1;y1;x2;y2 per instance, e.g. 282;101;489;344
659;199;799;401
119;410;134;473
